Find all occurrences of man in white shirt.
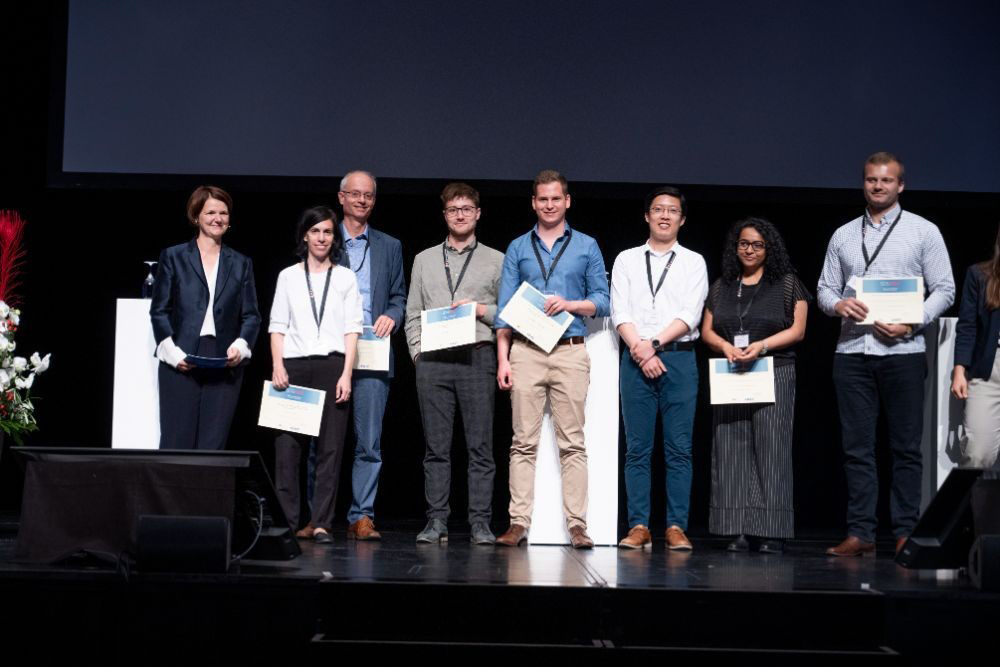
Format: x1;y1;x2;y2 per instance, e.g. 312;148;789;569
611;186;708;550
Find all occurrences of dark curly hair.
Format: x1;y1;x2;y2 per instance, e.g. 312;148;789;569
720;217;796;283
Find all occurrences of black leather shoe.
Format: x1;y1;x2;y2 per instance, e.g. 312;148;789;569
758;539;784;554
313;529;333;545
727;534;749;552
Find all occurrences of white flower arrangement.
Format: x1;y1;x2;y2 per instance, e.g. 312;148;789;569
0;300;50;443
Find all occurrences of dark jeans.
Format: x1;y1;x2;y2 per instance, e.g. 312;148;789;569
274;354;350;531
620;349;698;530
158;336;243;451
832;353;926;541
415;344;497;525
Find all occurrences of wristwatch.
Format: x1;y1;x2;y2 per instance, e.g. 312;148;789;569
651;339;662;352
760;341;769;356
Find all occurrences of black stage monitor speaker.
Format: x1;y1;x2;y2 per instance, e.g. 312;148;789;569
969;535;1000;592
136;515;231;573
13;448;299;564
896;468;983;569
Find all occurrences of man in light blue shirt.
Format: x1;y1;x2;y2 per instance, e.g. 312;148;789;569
494;170;610;549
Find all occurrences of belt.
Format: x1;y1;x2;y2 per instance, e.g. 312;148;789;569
659;341;695;351
514;333;585;347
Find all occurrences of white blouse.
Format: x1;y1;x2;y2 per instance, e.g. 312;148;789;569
269;263;364;358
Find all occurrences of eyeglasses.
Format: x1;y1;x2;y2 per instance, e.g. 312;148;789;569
737;240;766;251
650;206;682;217
444;206;478;217
341;190;375;202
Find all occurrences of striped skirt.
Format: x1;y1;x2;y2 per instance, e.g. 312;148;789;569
709;363;795;539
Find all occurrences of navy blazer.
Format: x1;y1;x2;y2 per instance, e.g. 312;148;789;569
150;239;262;359
338;225;407;377
954;264;1000;380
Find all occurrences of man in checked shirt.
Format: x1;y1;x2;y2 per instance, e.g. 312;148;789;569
817;152;955;557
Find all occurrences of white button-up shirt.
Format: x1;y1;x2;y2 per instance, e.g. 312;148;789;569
611;242;708;341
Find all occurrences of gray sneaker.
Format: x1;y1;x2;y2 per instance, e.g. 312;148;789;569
416;518;448;543
470;522;496;545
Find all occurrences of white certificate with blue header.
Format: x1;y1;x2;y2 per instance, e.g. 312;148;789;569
258;381;326;437
498;282;573;353
354;325;390;371
856;276;924;324
421;302;477;353
709;358;776;405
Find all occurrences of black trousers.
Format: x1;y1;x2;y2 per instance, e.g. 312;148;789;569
832;353;926;541
415;344;496;524
158;336;244;451
274;354;350;531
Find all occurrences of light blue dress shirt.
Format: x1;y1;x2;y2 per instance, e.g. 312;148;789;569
495;223;610;338
342;223;373;326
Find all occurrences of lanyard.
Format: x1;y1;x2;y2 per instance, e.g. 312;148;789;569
443;240;477;301
861;208;902;272
530;229;573;289
645;250;676;301
303;263;333;334
736;278;761;332
349;238;369;273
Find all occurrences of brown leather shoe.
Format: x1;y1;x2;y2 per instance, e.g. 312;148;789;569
569;525;594;549
895;536;908;556
825;536;875;557
495;524;528;547
295;522;315;539
618;525;652;550
347;516;382;541
665;525;693;551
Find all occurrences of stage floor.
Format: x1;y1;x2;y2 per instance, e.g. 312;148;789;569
1;521;996;655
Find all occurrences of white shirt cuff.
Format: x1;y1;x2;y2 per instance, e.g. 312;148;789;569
229;338;252;362
156;337;187;368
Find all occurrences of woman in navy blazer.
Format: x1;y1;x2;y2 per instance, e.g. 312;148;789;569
149;185;261;450
951;223;1000;468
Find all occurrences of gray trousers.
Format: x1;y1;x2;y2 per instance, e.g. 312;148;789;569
415;344;497;524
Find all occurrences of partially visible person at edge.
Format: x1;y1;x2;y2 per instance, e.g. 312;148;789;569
150;185;260;450
700;218;810;554
951;221;1000;470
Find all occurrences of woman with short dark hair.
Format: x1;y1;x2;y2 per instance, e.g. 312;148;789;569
149;185;261;450
700;218;810;553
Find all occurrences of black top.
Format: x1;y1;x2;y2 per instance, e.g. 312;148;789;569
705;273;812;367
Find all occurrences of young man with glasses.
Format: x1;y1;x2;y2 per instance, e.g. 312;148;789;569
610;186;708;550
404;183;504;545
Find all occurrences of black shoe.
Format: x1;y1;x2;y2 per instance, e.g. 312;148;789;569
313;529;333;545
727;535;749;552
758;539;784;554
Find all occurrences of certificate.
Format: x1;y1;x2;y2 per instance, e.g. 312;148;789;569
354;325;390;371
421;302;477;353
709;358;776;405
857;277;924;324
498;282;573;353
258;381;326;437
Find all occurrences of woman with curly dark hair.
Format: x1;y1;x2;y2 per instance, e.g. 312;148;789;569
700;218;810;553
